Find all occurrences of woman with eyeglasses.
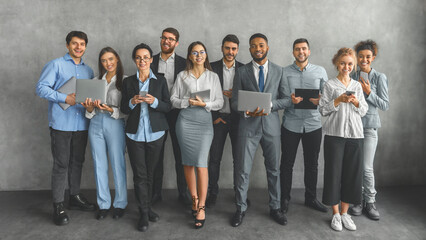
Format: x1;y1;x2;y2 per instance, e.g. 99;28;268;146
120;43;171;232
348;40;389;220
82;47;127;220
170;41;224;229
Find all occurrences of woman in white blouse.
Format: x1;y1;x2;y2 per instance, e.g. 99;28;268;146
170;41;223;229
319;47;368;232
82;47;127;220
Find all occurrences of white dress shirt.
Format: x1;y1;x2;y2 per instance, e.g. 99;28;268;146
85;73;127;120
170;70;224;112
319;78;368;138
252;60;269;86
158;52;175;93
220;60;236;114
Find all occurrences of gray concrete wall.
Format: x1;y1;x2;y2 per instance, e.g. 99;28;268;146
0;0;425;191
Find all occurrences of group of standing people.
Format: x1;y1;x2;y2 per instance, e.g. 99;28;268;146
36;28;389;232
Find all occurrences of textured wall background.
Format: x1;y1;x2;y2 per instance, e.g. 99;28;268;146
0;0;425;191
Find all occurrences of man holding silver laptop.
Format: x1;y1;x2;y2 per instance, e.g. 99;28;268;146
280;38;328;214
231;33;287;227
36;31;95;226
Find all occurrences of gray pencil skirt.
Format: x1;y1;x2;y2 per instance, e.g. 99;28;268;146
176;106;213;168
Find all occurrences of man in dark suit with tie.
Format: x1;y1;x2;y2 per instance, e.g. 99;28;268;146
150;27;191;206
206;34;243;208
231;33;287;227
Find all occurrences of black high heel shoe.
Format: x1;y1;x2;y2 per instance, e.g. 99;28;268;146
191;196;198;218
194;206;205;229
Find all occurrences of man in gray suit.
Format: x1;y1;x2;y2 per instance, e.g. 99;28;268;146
231;33;287;227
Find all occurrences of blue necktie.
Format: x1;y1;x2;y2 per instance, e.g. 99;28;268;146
259;65;264;92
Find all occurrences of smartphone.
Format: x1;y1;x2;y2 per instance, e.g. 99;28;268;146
360;71;369;82
139;91;147;97
345;91;355;96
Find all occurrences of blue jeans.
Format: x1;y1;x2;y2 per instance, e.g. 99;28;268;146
363;128;378;203
89;113;127;210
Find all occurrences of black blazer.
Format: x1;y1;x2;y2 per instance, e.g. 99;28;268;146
151;53;186;83
210;59;243;121
120;73;171;134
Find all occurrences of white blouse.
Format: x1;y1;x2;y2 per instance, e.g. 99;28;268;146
85;74;127;120
319;78;368;139
170;70;224;112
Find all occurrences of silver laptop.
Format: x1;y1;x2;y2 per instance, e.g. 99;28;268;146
75;79;107;104
237;90;272;114
57;77;76;110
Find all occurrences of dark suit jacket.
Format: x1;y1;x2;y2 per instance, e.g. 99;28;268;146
210;59;243;122
120;74;171;134
151;53;186;82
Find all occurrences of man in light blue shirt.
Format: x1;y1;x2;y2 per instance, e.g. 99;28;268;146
280;38;328;214
36;31;95;226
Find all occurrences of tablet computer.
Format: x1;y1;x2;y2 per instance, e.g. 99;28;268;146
190;89;210;101
237;90;272;114
294;88;320;109
57;77;76;110
75;79;107;104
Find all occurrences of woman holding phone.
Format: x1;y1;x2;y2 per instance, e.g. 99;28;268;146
170;41;223;229
120;43;171;232
349;40;389;220
82;47;127;220
319;47;368;231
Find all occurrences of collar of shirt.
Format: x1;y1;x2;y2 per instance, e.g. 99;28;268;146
136;69;157;82
252;59;268;71
160;52;175;62
222;60;236;70
64;52;86;65
291;61;311;72
101;73;117;87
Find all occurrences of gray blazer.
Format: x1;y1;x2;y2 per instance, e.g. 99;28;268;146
231;61;286;137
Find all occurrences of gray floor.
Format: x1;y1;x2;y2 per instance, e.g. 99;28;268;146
1;187;425;240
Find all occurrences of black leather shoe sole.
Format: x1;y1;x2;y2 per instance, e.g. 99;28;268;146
113;208;125;219
53;215;69;226
96;210;109;220
231;211;245;227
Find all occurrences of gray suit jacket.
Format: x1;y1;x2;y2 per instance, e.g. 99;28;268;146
231;61;286;137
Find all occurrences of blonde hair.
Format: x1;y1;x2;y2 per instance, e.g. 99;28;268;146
332;47;357;72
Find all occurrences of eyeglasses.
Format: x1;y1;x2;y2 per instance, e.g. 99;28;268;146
135;56;151;62
160;36;177;42
191;51;206;56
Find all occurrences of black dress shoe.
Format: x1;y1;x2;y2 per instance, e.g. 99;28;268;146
270;208;287;225
137;213;149;232
281;199;289;213
231;210;245;227
69;194;95;211
53;202;69;226
148;209;159;222
96;209;109;220
305;199;328;213
151;193;162;206
112;208;125;219
206;194;217;208
178;193;192;207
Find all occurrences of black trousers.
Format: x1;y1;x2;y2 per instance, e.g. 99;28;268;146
152;109;188;198
50;128;88;203
126;135;164;211
322;135;363;206
208;113;238;196
280;127;322;202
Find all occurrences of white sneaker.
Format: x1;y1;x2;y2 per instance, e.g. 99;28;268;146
341;213;357;231
331;213;342;231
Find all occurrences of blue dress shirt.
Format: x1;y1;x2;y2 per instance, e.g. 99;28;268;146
126;70;164;142
36;53;94;131
282;62;328;133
